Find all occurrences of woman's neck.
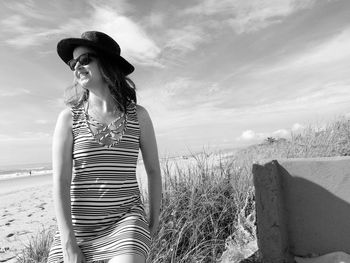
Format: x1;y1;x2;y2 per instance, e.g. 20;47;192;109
88;88;117;114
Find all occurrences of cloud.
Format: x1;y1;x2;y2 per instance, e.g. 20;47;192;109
2;1;54;20
0;14;66;48
145;77;225;111
4;30;61;48
144;12;165;28
0;3;162;67
223;25;350;112
1;15;28;33
237;123;306;142
89;5;162;67
0;15;45;47
227;0;316;34
255;27;350;76
184;0;316;34
47;98;66;109
184;0;236;16
272;129;289;138
138;78;239;142
296;28;350;65
0;132;51;142
239;130;260;141
240;83;350;116
164;25;206;53
159;77;190;97
236;129;289;141
35;119;49;124
0;88;30;97
291;123;305;132
0;134;13;142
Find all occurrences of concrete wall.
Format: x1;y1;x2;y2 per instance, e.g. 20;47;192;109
252;157;350;263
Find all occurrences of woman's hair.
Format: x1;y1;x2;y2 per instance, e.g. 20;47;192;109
64;51;136;112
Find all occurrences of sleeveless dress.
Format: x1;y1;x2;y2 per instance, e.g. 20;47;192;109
47;103;151;263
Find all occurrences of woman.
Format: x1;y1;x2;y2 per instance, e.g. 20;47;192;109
47;31;162;263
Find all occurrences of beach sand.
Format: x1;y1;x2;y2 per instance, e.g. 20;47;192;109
0;174;56;262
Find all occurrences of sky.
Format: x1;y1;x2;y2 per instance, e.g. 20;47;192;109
0;0;350;166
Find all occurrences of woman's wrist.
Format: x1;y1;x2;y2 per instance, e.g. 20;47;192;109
61;231;77;246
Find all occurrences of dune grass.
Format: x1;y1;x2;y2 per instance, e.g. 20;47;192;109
17;228;54;263
146;152;255;262
16;117;350;262
236;117;350;164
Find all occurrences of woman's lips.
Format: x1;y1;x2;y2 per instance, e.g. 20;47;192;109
79;72;89;78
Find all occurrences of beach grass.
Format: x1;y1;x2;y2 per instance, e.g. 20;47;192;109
16;228;54;263
146;151;255;262
16;117;350;262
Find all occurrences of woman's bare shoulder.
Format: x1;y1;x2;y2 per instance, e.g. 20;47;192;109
136;104;147;114
56;108;72;128
136;104;151;122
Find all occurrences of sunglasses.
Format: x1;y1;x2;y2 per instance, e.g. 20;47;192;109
67;53;97;71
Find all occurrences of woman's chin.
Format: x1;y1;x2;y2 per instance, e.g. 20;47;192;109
78;79;90;88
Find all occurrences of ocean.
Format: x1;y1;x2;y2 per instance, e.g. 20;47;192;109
0;162;53;180
0;151;235;182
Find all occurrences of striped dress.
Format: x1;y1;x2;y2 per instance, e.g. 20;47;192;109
48;103;150;263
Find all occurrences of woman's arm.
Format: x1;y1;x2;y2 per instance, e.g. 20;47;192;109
137;105;162;237
52;108;85;263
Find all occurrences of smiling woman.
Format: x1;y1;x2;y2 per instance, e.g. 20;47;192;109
47;31;162;263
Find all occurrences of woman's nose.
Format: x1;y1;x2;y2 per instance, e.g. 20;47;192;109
74;61;83;70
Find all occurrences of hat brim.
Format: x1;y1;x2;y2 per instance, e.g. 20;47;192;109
57;38;134;75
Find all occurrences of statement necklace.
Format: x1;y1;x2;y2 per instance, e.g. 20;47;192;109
84;102;127;148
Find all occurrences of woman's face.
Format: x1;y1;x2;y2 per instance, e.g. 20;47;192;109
72;46;104;89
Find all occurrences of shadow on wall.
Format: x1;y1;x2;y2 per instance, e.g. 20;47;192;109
280;167;350;256
253;157;350;262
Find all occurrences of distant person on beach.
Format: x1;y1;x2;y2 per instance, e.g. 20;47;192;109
48;31;162;263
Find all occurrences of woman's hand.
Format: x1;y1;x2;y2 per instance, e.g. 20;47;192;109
63;242;86;263
149;217;159;238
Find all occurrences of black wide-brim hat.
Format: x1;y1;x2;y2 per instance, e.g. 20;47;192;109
57;31;134;75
